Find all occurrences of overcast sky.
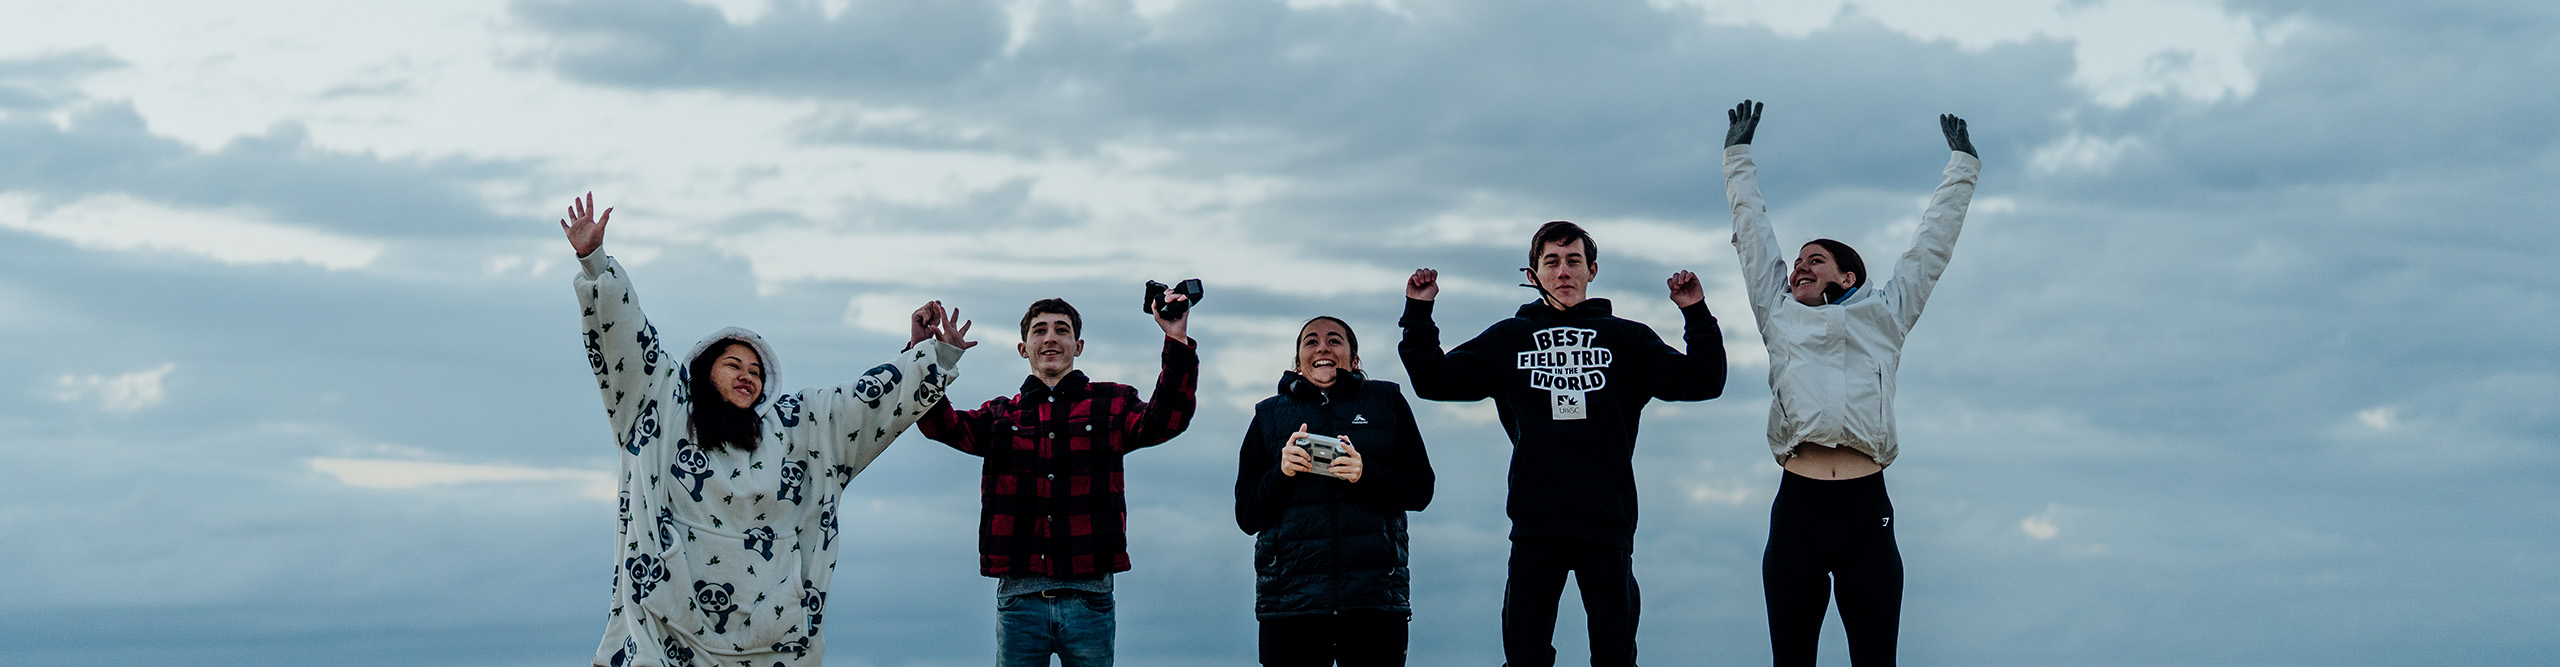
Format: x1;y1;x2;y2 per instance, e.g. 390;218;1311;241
4;0;2556;665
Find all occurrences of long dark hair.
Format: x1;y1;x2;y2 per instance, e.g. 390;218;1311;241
687;339;763;453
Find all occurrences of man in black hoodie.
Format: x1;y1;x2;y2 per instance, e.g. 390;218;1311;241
1399;221;1727;667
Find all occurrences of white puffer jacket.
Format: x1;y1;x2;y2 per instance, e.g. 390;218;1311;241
1723;144;1978;467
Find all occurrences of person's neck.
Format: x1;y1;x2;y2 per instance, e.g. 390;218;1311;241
1034;367;1074;387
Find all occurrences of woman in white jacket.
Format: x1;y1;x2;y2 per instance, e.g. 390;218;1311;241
1718;102;1979;667
559;193;977;667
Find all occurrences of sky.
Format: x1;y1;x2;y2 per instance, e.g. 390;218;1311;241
2;0;2556;664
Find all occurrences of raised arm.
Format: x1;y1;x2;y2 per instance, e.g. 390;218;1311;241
797;330;967;483
1644;271;1729;401
1118;335;1202;451
1396;269;1498;402
1879;114;1982;334
564;193;676;455
1721;101;1788;328
912;302;997;456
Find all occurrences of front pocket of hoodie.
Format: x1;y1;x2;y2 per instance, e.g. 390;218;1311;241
640;512;809;653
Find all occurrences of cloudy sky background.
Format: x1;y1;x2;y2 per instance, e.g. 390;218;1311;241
3;0;2555;664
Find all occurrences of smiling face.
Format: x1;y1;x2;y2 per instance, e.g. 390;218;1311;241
1533;237;1597;308
707;342;763;410
1790;243;1861;306
1294;318;1360;388
1018;313;1084;384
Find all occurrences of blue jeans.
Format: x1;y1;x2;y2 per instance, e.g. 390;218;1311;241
998;591;1115;667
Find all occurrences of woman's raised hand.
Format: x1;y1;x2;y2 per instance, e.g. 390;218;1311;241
936;305;979;350
559;192;612;258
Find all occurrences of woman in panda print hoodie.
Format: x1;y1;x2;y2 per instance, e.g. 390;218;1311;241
561;193;973;667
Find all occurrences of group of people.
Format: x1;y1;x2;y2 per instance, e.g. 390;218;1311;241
572;102;1981;667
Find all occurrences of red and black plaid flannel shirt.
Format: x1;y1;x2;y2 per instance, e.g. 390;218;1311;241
919;337;1199;578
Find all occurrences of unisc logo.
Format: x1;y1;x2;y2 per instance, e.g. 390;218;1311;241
1518;327;1608;420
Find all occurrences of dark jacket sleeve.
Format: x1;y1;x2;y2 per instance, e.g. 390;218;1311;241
918;398;997;457
1398;298;1500;402
1123;336;1202;451
1350;387;1435;512
1236;410;1295;535
1645;303;1729;402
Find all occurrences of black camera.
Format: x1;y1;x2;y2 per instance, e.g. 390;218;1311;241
1142;278;1205;321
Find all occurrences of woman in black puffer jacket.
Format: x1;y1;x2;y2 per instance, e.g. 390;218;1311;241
1237;316;1437;667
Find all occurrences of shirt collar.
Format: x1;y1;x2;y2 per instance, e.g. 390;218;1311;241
1021;370;1090;399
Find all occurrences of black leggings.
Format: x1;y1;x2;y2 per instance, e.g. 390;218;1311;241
1763;470;1902;667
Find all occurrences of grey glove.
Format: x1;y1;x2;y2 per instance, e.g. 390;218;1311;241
1725;99;1763;148
1941;113;1976;158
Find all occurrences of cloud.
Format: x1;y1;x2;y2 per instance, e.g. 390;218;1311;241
52;363;177;412
2027;132;2143;175
1661;0;2297;106
0;193;385;270
0;100;535;243
517;0;2087;208
308;457;616;500
2021;501;2060;540
0;49;124;110
2356;406;2396;431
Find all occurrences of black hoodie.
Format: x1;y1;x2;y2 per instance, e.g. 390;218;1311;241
1398;297;1725;549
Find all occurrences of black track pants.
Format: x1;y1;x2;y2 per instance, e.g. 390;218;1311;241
1762;470;1901;667
1502;539;1640;667
1258;610;1410;666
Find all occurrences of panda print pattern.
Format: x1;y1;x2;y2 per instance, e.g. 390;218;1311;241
586;329;608;377
670;444;712;502
800;580;825;631
693;580;739;634
773;393;803;427
850;363;902;409
913;362;946;408
776;460;806;506
577;251;965;666
624;554;668;606
637;322;660;376
624;398;659;456
609;637;637;667
660;635;696;667
818;502;838;550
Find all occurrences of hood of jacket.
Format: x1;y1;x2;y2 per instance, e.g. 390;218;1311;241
1515;297;1615;321
684;326;780;406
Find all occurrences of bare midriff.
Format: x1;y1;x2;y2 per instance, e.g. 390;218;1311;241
1781;442;1883;480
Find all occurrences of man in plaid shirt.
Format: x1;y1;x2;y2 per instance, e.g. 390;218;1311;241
919;295;1199;667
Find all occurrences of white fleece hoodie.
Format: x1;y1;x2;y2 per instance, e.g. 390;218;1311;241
575;249;963;667
1724;144;1978;467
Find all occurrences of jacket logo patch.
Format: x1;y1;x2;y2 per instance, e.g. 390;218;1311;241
1518;326;1607;420
1351;414;1369;425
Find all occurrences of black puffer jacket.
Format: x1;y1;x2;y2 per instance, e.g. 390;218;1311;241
1235;371;1436;619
